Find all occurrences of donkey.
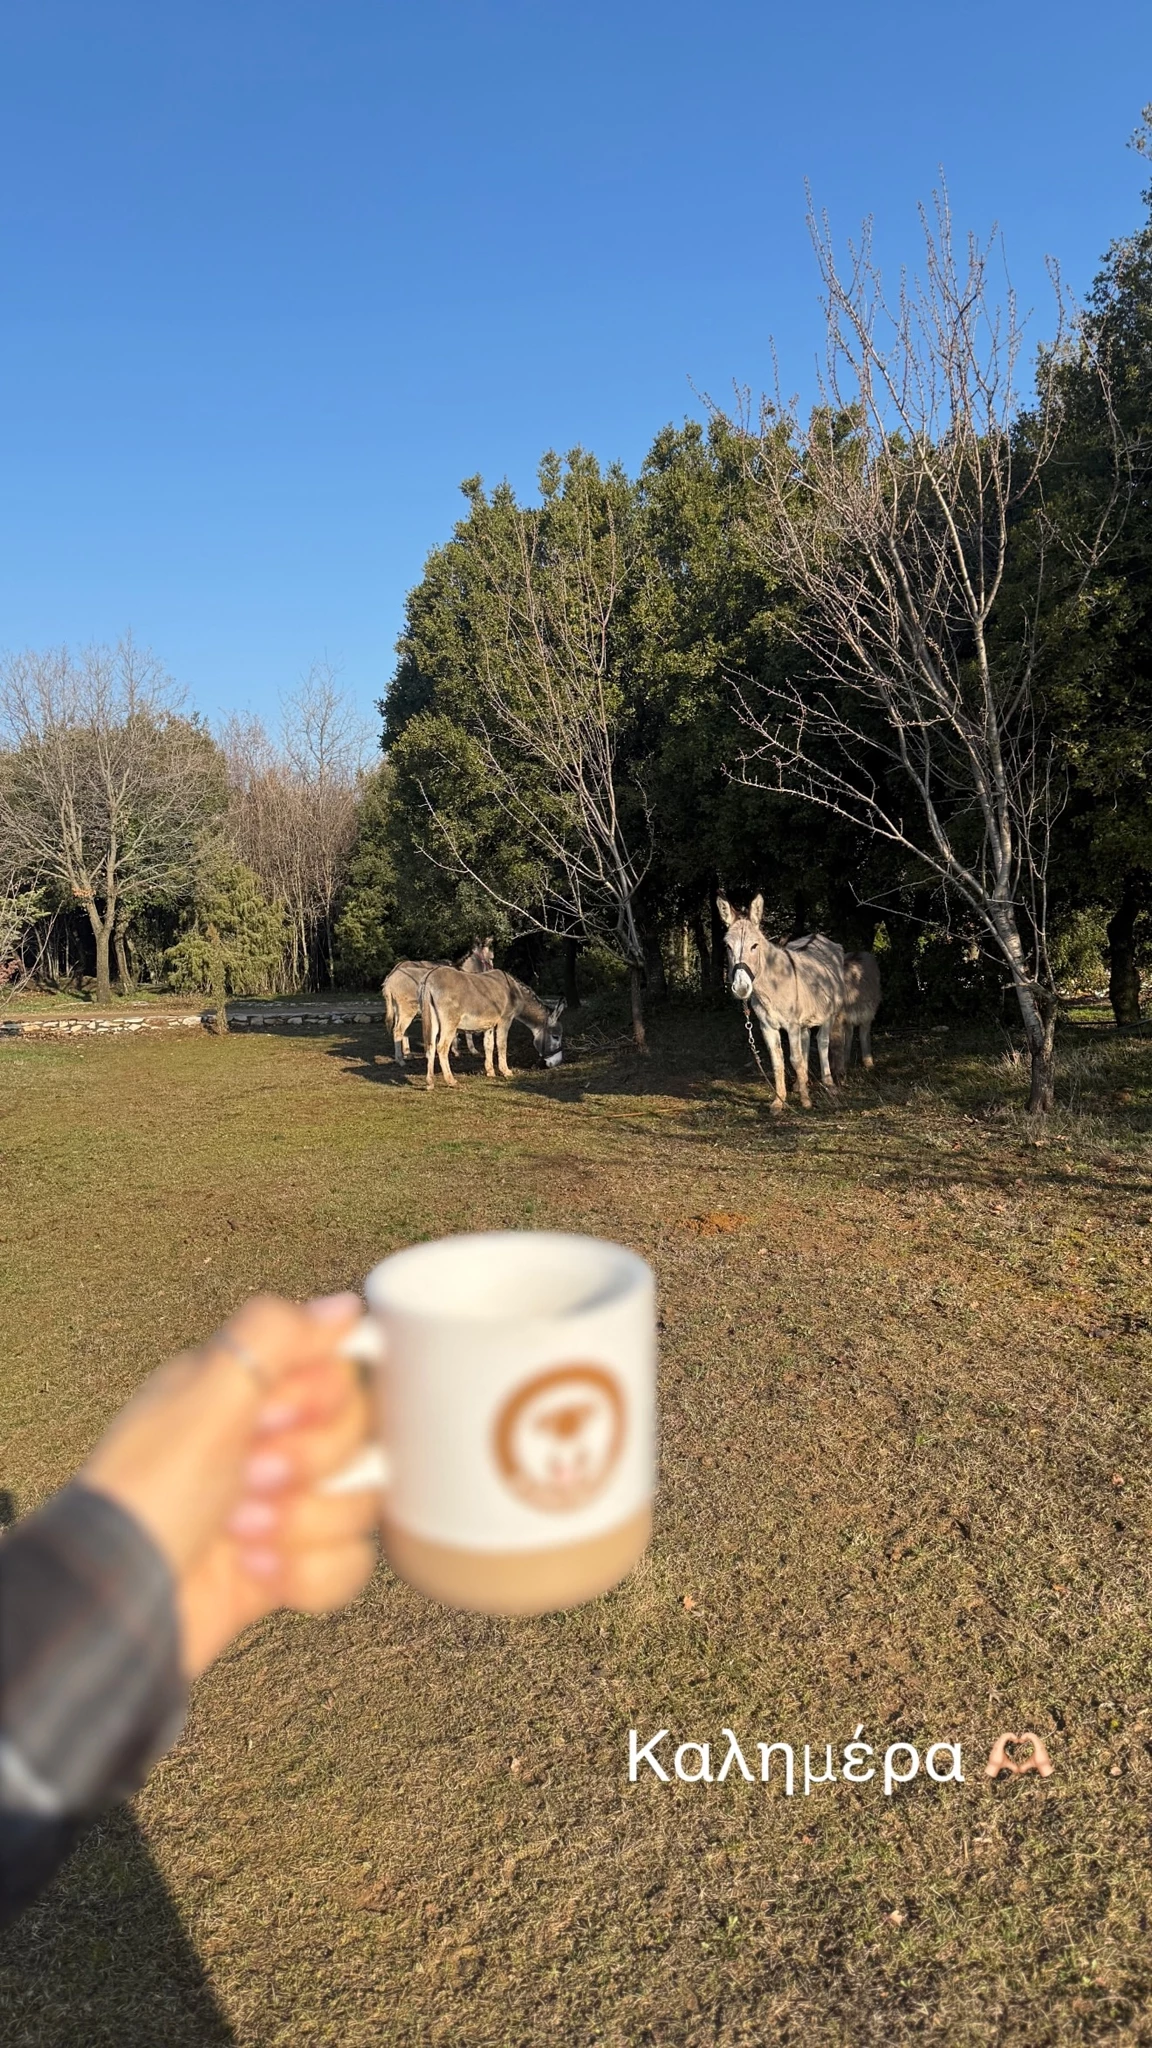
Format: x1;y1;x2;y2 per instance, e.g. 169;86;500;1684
717;894;845;1112
421;967;565;1090
831;951;882;1079
383;938;494;1064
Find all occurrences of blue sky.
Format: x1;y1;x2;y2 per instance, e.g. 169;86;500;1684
1;1;1150;735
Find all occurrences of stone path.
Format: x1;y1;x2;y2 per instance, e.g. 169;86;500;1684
2;1004;386;1039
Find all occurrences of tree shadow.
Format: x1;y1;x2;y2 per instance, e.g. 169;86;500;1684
0;1807;235;2045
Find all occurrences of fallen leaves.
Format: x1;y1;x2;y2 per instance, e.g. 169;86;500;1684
685;1211;749;1237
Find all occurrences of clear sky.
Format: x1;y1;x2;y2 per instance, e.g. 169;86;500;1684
2;1;1150;734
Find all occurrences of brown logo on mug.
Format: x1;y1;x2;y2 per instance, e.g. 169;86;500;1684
493;1364;626;1512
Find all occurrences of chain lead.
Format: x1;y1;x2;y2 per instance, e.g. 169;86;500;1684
742;999;772;1084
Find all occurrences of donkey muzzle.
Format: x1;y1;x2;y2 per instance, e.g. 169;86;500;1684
545;1050;563;1067
730;965;754;1001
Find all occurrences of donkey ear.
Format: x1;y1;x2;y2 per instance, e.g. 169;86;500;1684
551;997;567;1017
716;896;735;927
749;894;764;927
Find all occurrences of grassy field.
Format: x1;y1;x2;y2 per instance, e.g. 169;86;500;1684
1;999;1151;2046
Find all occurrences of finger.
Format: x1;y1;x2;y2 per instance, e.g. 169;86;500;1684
210;1292;362;1401
252;1350;365;1437
242;1378;373;1494
227;1482;380;1548
270;1536;379;1615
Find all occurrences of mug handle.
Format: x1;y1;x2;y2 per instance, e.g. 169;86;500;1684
318;1314;393;1496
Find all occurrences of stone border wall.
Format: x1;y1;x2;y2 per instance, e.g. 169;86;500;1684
2;1005;386;1040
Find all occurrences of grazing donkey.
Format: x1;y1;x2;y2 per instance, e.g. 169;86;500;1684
831;951;882;1079
717;895;845;1112
383;939;494;1064
421;967;565;1090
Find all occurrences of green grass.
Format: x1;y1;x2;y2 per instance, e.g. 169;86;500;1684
1;1002;1151;2045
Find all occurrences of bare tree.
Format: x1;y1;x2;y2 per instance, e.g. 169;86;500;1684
412;462;654;1045
0;871;48;993
726;193;1120;1112
224;663;369;988
0;639;224;1006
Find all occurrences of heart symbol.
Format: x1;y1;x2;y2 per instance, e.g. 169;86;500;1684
984;1731;1055;1779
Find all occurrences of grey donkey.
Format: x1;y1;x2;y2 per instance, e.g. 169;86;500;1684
383;938;494;1064
831;951;882;1079
717;894;845;1111
420;967;565;1090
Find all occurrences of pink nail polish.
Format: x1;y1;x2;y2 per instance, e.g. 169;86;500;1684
228;1498;278;1538
305;1291;361;1324
243;1450;292;1492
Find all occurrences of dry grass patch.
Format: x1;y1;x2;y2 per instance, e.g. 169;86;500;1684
1;1006;1151;2044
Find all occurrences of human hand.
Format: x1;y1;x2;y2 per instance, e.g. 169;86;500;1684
79;1293;378;1678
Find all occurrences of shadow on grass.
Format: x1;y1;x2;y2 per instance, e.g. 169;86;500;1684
0;1808;234;2047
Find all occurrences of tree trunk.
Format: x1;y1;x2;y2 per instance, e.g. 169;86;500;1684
629;964;648;1050
690;915;710;989
709;885;726;989
642;929;668;1000
207;923;229;1036
562;936;580;1009
1107;877;1143;1030
93;920;113;1007
1015;985;1058;1115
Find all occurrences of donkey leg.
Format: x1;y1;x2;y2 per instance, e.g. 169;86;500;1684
792;1025;813;1106
465;1034;479;1055
829;1012;846;1084
758;1020;788;1112
425;1020;437;1090
496;1025;512;1078
860;1019;874;1070
484;1028;496;1078
816;1021;838;1092
438;1031;457;1087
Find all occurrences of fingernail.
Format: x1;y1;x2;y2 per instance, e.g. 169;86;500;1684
227;1498;278;1538
305;1291;361;1324
254;1401;303;1434
243;1450;292;1492
239;1546;281;1579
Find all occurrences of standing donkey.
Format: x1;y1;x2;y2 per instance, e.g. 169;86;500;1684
420;968;564;1090
717;895;845;1112
383;938;494;1064
831;951;882;1079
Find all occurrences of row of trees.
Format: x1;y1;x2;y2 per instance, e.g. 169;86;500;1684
0;650;368;1007
3;147;1151;1110
353;172;1152;1110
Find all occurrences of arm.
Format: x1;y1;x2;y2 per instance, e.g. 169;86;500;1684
0;1293;377;1927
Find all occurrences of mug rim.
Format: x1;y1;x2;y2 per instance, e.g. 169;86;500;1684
363;1229;651;1329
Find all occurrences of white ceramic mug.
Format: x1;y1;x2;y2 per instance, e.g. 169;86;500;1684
327;1231;656;1615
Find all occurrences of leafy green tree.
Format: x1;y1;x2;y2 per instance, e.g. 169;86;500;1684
1023;125;1152;1024
383;452;656;1042
164;846;288;997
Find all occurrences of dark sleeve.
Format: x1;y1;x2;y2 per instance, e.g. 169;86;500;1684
0;1482;188;1928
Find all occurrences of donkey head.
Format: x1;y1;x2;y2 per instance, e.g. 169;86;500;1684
534;997;566;1067
717;893;768;1001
